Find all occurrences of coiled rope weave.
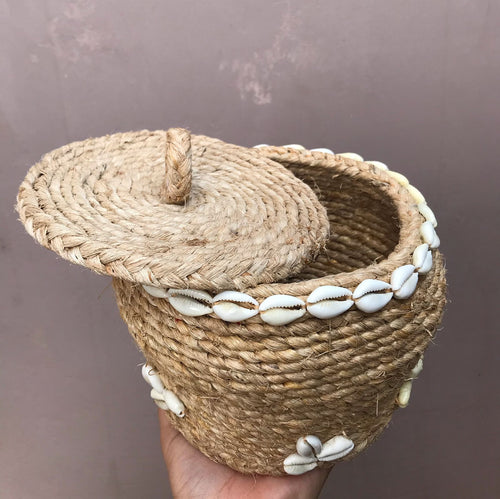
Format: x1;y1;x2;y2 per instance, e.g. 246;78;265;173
113;145;446;475
17;130;329;292
17;129;446;475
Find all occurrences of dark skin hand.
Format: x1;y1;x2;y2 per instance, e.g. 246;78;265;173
159;410;331;499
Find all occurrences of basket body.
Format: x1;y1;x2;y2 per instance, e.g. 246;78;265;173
112;149;447;475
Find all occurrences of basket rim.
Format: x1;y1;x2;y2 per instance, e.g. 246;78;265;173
138;146;441;325
247;147;426;299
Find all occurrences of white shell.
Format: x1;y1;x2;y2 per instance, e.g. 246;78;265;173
433;233;440;248
164;389;186;417
387;170;409;186
150;388;164;401
391;265;416;292
413;243;433;274
317;435;354;462
259;295;306;326
418;203;437;227
397;380;413;408
283;144;305;150
355;293;393;313
338;152;363;161
167;289;213;316
154;400;169;410
151;389;169;411
311;147;334;154
353;279;392;299
253;144;269;148
411;357;424;378
296;435;322;457
306;286;354;319
420;221;440;249
366;160;389;171
212;291;259;322
391;265;418;299
212;303;258;322
142;363;165;393
353;279;393;313
142;284;169;298
407;184;426;204
283;454;318;475
285;434;354;474
150;387;185;417
395;273;418;300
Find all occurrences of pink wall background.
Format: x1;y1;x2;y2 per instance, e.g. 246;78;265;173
1;1;499;497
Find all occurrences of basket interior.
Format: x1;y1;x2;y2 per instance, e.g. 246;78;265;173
283;162;400;282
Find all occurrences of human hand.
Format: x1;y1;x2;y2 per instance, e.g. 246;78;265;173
159;409;330;499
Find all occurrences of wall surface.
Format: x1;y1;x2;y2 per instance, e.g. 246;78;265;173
1;1;499;498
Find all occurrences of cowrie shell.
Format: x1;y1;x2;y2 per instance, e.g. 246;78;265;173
397;380;413;408
353;279;393;313
391;265;418;300
151;388;185;417
212;291;259;322
150;389;169;411
252;144;269;148
296;435;322;457
142;284;169;298
395;274;418;300
283;454;318;475
418;203;437;227
306;286;354;319
338;152;363;161
366;160;389;171
259;295;306;326
311;147;334;154
420;221;440;249
317;435;354;462
387;170;409;186
411;357;424;378
407;184;426;204
163;389;186;418
391;265;415;291
142;363;165;393
283;144;305;150
167;289;213;317
413;243;433;274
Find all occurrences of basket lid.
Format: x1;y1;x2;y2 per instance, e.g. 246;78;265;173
17;128;329;291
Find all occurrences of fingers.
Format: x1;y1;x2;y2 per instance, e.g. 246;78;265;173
157;408;332;498
158;408;177;449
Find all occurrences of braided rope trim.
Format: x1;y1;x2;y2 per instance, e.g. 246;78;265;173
142;147;441;326
15;131;330;292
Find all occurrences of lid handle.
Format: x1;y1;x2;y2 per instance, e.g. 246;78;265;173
161;128;192;204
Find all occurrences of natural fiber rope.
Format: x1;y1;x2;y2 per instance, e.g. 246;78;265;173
246;148;423;299
111;148;447;475
161;128;192;204
16;130;329;291
17;131;447;476
113;253;446;476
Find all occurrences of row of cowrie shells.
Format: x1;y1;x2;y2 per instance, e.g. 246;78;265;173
283;434;354;475
142;146;440;326
141;363;185;417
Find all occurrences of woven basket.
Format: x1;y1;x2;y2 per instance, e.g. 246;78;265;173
17;128;446;476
